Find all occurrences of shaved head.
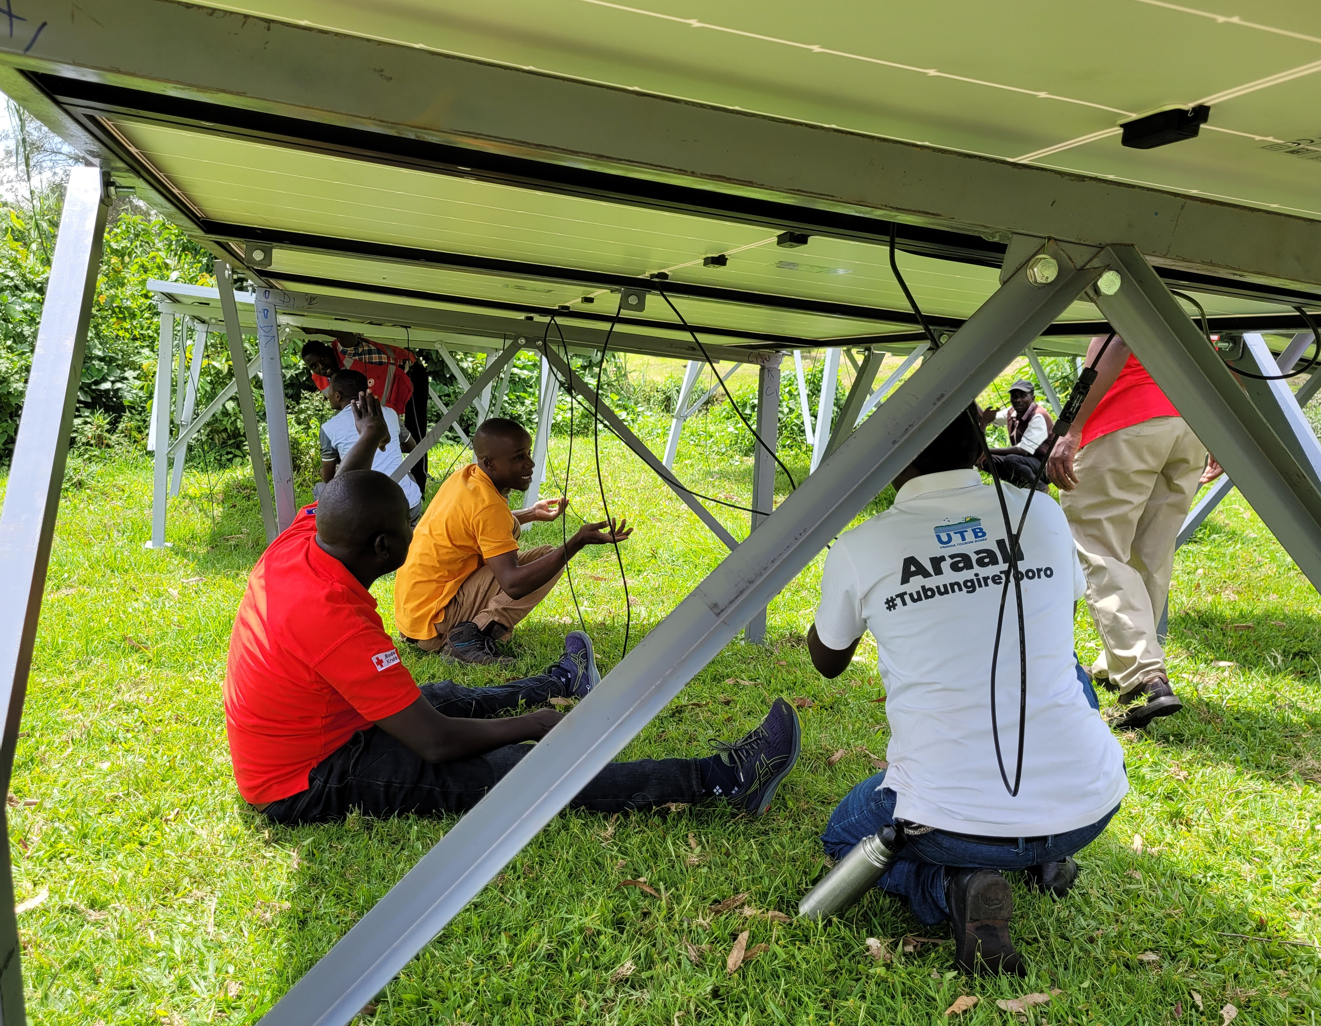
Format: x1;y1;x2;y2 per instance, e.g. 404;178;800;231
473;418;531;459
473;418;536;494
317;470;410;550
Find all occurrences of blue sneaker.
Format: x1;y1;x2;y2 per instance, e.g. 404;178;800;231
557;631;600;699
709;698;802;816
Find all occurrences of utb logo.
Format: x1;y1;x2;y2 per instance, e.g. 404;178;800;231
933;516;986;548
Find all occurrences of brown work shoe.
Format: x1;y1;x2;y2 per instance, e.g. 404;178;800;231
1106;673;1182;730
947;868;1025;976
445;621;513;666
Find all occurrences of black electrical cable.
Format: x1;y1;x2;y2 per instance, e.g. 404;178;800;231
540;316;588;635
890;224;942;350
651;287;800;493
593;312;633;660
1171;291;1321;381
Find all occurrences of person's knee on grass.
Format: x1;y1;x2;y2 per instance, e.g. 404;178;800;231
394;417;632;665
806;409;1128;976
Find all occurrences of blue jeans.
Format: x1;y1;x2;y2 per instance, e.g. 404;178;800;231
820;662;1113;925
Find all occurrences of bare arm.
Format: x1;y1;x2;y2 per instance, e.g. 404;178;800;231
1046;335;1131;490
514;496;564;524
807;623;860;680
374;695;563;763
486;518;634;599
320;459;338;484
336;392;391;475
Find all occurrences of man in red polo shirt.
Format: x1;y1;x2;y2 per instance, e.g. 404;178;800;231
1048;336;1218;730
222;394;802;823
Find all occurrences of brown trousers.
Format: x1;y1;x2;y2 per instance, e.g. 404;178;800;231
416;545;562;652
1061;417;1205;696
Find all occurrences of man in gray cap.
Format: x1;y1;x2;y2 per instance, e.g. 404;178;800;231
979;379;1054;491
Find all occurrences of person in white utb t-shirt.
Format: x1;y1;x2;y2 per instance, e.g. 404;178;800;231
318;370;424;524
809;411;1127;977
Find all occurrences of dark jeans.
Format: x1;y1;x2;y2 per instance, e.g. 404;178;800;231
820;664;1115;925
990;452;1049;492
263;677;702;824
403;360;430;490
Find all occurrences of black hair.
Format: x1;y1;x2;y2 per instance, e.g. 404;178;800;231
316;470;409;548
329;368;369;397
300;339;334;358
910;407;984;476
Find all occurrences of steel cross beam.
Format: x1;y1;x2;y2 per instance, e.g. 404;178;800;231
744;357;782;645
1094;247;1321;591
146;309;174;549
391;344;526;484
0;166;110;1026
254;289;297;532
216;260;278;542
254;242;1100;1026
171;322;208;496
824;347;884;460
539;344;740;552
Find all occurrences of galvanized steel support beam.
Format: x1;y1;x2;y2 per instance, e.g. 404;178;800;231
171;322;208;496
393;344;526;484
539;345;739;552
1094;246;1321;592
744;357;782;644
663;361;704;471
254;288;297;532
854;345;928;426
824;347;883;459
0;166;110;1026
810;348;842;472
256;244;1101;1026
216;260;278;543
1025;348;1063;416
526;356;560;506
793;351;814;444
146;309;174;549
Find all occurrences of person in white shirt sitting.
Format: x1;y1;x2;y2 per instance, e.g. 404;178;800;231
808;410;1127;976
978;379;1054;491
318;370;424;524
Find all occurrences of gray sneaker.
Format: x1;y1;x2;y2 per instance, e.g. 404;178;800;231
557;631;600;698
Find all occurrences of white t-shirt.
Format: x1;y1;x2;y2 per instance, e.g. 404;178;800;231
319;406;422;509
995;407;1049;454
814;468;1127;837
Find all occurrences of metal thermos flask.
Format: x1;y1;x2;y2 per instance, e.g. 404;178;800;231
797;824;906;920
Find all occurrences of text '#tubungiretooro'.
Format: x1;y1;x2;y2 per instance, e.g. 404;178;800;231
883;524;1055;613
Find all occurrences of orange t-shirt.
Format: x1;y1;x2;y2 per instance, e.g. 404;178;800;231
394;464;521;640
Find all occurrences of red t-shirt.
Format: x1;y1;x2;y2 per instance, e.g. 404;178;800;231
310;340;415;414
223;504;419;804
1080;355;1180;447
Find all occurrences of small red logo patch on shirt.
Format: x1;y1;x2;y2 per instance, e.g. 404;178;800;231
371;649;400;672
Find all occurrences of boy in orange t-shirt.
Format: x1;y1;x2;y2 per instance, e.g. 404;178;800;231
395;418;631;664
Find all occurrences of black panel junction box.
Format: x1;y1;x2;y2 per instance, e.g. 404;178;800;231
1121;105;1211;149
703;254;728;267
777;231;810;248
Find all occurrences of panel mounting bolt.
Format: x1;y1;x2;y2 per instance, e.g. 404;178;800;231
1025;253;1059;286
1097;270;1122;295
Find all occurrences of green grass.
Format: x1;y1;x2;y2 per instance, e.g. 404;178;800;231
6;404;1321;1026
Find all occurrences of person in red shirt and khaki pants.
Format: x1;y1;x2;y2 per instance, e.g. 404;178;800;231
1048;335;1221;731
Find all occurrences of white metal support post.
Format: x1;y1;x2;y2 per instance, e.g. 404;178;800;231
793;350;814;444
171;323;208;496
854;345;929;426
215;260;278;543
823;347;882;459
1094;246;1321;591
254;289;297;532
526;356;560;506
257;242;1102;1026
0;166;110;1026
744;356;781;644
663;360;705;470
173;317;189;425
1024;347;1063;415
809;347;842;472
427;385;471;446
146;308;174;549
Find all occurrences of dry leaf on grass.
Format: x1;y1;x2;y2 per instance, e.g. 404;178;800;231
688;832;700;851
1138;950;1161;963
1171;764;1190;781
548;696;575;708
166;588;180;600
123;635;151;652
599;814;618;844
1211;660;1236;668
356;1002;377;1019
1221;1004;1238;1025
225;981;242;998
944;995;979;1016
15;886;48;914
726;930;750;974
683;940;706;965
744;943;769;961
618;879;660;898
871;695;888;703
791;697;815;709
1131;834;1144;854
181;576;204;584
163;808;181;822
1229;623;1255;631
1191;991;1204;1011
708;892;750;916
1175;1000;1183;1019
725;678;760;687
996;990;1061;1014
827;749;848;767
1126;869;1143;880
865;937;891;962
663;802;689;813
901;935;946;954
739;905;790;923
609;960;636;983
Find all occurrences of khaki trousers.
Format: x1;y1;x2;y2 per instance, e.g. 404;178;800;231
1061;417;1205;696
416;545;562;653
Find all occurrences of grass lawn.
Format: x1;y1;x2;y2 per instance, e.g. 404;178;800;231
6;401;1321;1026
